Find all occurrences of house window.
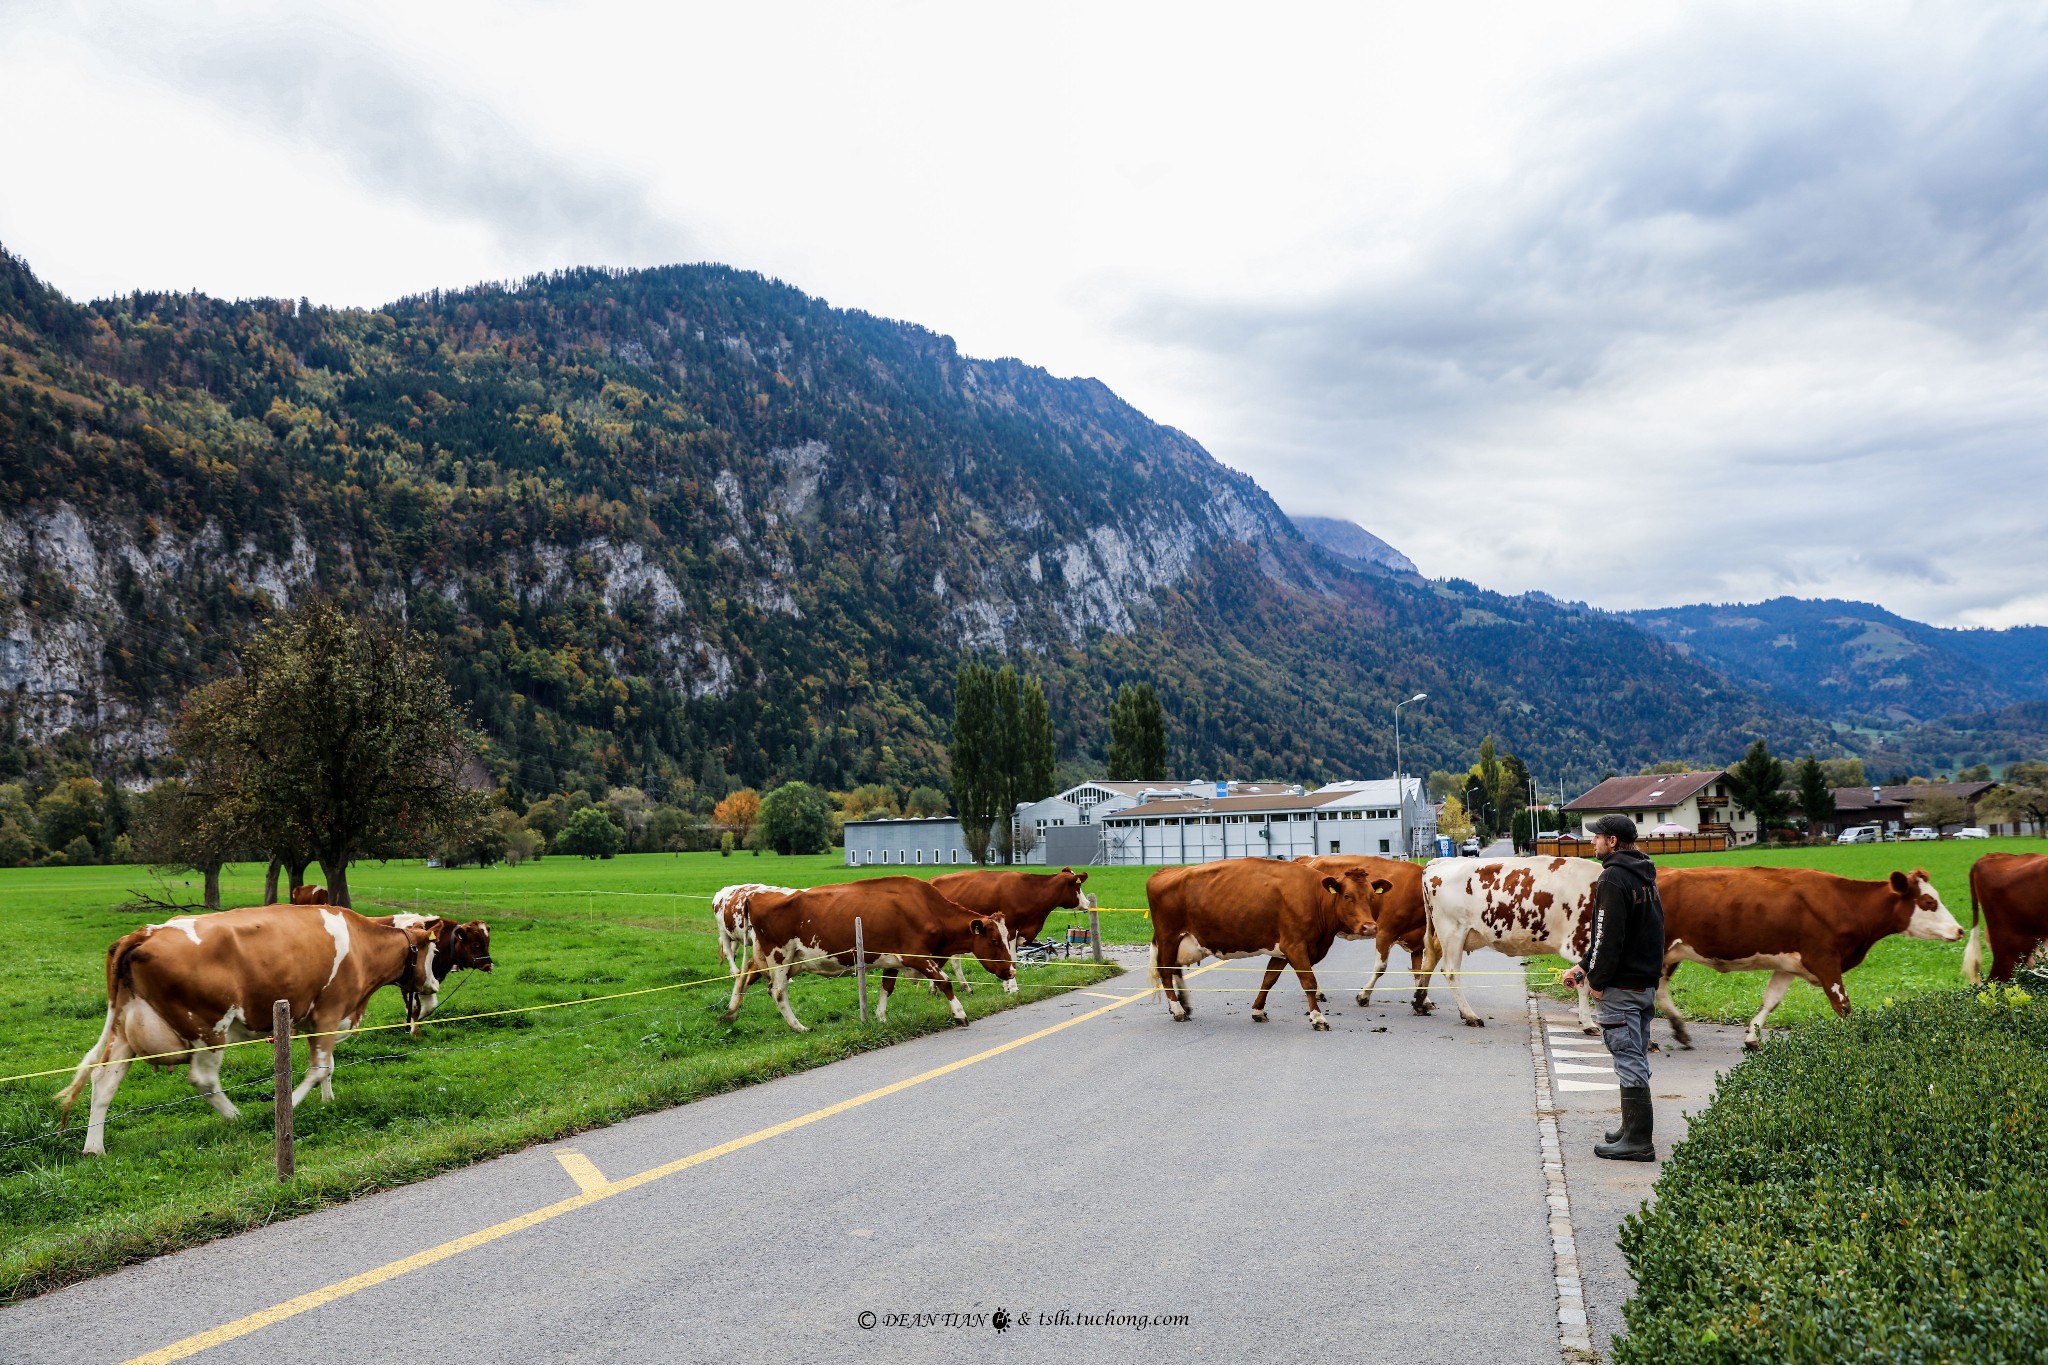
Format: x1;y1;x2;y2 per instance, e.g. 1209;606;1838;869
915;849;923;864
1379;839;1391;853
950;849;959;863
865;850;874;864
1329;840;1341;854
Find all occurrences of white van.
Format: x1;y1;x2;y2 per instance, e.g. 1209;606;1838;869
1835;826;1879;845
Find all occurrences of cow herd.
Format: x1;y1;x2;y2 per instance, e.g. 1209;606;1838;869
46;850;2048;1155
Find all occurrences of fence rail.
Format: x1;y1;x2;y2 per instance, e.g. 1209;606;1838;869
1534;833;1732;857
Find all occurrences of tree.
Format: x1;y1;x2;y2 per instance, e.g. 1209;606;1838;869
1984;762;2048;834
1820;757;1867;790
1726;739;1795;842
1500;752;1533;823
950;663;1058;864
758;781;833;855
213;600;489;907
1641;760;1695;775
1427;770;1465;804
905;785;948;818
1907;792;1971;834
557;804;624;858
1794;755;1836;839
844;783;900;822
36;778;106;856
713;787;761;842
605;786;651;852
1437;794;1475;845
1106;682;1168;781
524;793;571;850
130;779;241;908
1959;763;1992;782
951;663;1001;863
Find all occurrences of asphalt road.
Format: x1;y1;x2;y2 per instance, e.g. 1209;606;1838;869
1;940;1560;1365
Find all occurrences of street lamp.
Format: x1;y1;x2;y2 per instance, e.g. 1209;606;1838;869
1395;693;1427;858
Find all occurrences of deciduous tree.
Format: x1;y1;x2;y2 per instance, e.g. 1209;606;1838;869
759;781;833;855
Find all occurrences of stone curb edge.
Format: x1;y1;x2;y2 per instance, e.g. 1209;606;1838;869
1529;997;1597;1362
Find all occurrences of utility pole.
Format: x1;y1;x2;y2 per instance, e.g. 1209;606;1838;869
1395;693;1427;858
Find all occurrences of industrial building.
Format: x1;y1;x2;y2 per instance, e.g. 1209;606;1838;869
1091;777;1433;866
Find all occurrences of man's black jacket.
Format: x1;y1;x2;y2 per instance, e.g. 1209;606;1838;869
1579;847;1666;991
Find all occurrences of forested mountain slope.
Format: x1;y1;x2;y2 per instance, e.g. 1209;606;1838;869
0;247;1827;799
1624;597;2048;725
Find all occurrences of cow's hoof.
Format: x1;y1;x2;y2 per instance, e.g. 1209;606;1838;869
1582;1026;1599;1036
1251;1010;1267;1023
1742;1037;1763;1052
1312;1018;1331;1032
1463;1016;1486;1028
1354;993;1372;1007
1412;1000;1436;1016
950;1017;970;1028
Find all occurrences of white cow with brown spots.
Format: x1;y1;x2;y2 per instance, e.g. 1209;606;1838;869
55;904;441;1155
1420;856;1604;1030
712;883;796;975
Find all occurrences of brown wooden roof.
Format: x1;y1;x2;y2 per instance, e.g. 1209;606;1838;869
1564;771;1725;812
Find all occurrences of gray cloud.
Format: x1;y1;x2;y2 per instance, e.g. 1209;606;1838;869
98;11;691;271
1116;6;2048;625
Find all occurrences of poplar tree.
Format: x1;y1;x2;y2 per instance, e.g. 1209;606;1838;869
1107;682;1168;781
950;661;1057;864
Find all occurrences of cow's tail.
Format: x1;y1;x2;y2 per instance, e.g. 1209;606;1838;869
1963;864;1986;985
1145;942;1164;999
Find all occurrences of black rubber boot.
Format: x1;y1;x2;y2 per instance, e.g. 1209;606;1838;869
1594;1086;1657;1161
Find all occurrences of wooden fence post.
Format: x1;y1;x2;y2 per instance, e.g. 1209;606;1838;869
855;917;868;1023
272;998;294;1181
1089;910;1102;964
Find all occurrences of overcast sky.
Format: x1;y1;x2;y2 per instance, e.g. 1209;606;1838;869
4;0;2044;628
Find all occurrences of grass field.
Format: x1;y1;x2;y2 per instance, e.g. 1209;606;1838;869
0;852;1120;1302
1523;837;2040;1027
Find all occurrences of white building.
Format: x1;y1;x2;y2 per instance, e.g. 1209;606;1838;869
842;817;990;868
1011;779;1309;865
1092;777;1433;866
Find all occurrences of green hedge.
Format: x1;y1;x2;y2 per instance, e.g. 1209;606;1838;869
1617;987;2048;1364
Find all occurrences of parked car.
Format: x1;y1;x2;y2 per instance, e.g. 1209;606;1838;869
1955;827;1990;840
1836;826;1879;845
1908;827;1940;841
1460;837;1482;857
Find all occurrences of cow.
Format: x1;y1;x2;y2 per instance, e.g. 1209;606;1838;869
1654;864;1965;1048
1311;855;1431;1012
1418;856;1605;1030
374;914;496;1029
927;866;1096;988
721;877;1018;1031
55;905;442;1155
711;883;794;975
1145;860;1392;1030
290;884;329;905
1962;853;2048;985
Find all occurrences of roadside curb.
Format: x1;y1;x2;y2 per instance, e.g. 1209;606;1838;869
1529;996;1597;1362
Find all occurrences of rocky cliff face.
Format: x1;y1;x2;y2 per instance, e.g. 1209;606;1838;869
0;249;1822;791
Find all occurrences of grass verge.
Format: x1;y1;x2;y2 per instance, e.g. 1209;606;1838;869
0;853;1116;1302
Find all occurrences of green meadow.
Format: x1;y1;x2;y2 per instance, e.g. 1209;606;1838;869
0;852;1117;1302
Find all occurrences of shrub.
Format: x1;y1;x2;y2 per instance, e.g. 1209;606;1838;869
1617;987;2048;1364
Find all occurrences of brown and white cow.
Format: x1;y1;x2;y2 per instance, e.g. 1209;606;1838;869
928;866;1095;987
1419;856;1605;1030
721;877;1018;1031
1655;864;1964;1048
374;914;496;1029
711;883;795;975
1145;859;1392;1030
55;905;441;1155
1311;855;1431;1012
1962;853;2048;984
290;884;330;904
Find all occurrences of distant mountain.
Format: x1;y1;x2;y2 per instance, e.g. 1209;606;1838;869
1288;515;1419;576
1623;597;2048;726
0;246;1830;800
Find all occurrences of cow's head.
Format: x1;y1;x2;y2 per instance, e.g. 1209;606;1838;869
1891;869;1964;941
1053;868;1094;911
398;925;441;1033
1324;871;1394;937
966;917;1020;995
290;884;329;905
439;919;494;974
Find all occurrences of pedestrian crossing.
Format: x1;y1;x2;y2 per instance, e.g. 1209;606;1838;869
1544;1016;1617;1092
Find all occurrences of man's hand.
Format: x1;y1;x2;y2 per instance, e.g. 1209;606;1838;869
1559;965;1586;990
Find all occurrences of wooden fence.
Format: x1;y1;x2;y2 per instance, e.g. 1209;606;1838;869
1535;833;1732;858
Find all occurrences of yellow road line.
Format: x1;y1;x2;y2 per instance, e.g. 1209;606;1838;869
122;968;1206;1365
552;1151;608;1195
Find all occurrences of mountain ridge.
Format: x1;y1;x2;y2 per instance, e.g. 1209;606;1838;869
0;246;1832;796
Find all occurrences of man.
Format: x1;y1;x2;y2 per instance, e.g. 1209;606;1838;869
1559;814;1665;1161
